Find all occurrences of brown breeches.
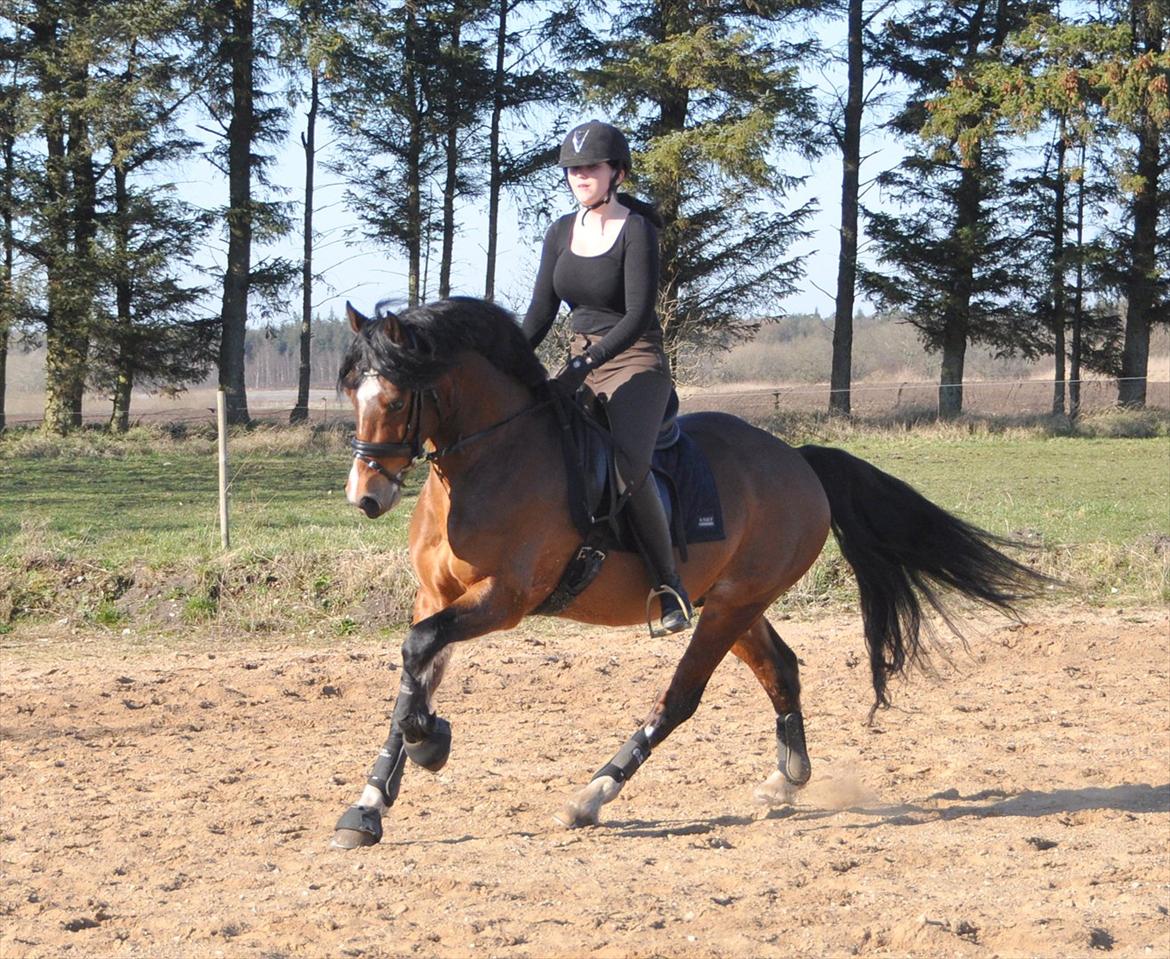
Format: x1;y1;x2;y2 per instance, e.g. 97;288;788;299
572;334;672;488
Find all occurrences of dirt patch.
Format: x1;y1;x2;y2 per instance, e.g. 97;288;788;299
1;606;1167;957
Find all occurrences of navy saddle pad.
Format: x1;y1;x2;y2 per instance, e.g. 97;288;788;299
560;393;725;552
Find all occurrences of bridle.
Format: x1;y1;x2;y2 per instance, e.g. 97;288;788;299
349;372;430;486
349;370;554;486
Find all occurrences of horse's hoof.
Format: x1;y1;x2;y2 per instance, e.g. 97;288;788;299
777;712;812;785
404;715;451;772
753;770;801;807
552;798;598;829
331;827;378;849
553;776;620;828
330;804;383;848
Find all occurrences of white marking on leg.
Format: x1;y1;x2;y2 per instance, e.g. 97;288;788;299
553;775;623;829
753;769;800;807
357;784;388;812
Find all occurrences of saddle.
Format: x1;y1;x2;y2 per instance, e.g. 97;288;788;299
534;385;724;616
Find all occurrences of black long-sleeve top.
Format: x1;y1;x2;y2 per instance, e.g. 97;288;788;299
521;210;662;367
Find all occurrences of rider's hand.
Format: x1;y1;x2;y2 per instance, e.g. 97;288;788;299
552;355;594;396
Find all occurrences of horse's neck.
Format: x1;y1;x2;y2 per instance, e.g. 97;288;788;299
429;354;538;465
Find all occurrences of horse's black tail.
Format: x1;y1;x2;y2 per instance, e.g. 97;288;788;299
798;444;1052;714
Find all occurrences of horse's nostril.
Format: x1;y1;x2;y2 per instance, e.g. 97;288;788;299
358;496;381;519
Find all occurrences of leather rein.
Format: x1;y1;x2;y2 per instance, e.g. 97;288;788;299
350;370;553;485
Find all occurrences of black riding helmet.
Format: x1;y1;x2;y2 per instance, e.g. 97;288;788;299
559;120;632;172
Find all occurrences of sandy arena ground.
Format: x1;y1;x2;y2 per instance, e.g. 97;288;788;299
1;605;1167;958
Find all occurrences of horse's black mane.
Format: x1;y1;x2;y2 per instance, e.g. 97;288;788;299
338;297;549;392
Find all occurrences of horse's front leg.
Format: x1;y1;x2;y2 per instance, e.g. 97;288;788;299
331;579;523;849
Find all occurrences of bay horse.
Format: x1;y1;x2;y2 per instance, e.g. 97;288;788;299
330;296;1046;849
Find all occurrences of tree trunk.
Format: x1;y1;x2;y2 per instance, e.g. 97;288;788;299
1118;5;1163;408
39;16;88;435
1117;105;1160;407
291;65;318;426
830;0;863;416
438;23;460;299
0;320;6;433
939;161;981;419
1070;142;1086;420
938;315;968;418
40;81;73;434
404;0;422;306
484;0;506;300
64;88;96;429
218;0;254;425
109;163;133;432
1050;124;1066;417
0;77;13;433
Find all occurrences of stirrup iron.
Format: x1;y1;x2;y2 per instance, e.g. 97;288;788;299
645;583;692;638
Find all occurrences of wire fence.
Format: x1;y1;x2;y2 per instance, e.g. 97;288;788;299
2;376;1168;429
677;376;1170;420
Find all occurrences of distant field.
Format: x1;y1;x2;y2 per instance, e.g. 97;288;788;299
5;319;1168;427
1;421;1166;635
5;376;1169;427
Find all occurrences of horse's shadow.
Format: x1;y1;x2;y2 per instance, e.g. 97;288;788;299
600;782;1170;839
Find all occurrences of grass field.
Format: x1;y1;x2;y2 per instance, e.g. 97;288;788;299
1;414;1167;636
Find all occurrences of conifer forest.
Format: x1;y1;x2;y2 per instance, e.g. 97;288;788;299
0;0;1166;430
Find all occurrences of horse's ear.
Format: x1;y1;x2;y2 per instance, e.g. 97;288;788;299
346;301;369;333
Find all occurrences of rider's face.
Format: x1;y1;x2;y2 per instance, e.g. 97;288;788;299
567;162;622;207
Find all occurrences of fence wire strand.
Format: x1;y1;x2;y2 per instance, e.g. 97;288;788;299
3;377;1168;428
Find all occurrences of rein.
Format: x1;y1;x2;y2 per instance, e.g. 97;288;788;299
351;371;554;484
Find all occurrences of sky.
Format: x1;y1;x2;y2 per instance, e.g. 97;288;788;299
181;10;901;329
249;116;896;328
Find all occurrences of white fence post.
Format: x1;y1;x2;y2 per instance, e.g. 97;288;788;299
217;390;231;550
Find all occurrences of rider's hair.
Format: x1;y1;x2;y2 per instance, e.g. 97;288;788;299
617;193;664;228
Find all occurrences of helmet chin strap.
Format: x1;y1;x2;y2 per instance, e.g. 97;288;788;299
579;172;622;222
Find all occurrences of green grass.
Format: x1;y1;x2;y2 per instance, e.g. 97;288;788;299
0;439;417;567
832;435;1168;547
1;419;1166;635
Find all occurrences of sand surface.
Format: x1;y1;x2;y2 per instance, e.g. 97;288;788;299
1;606;1167;958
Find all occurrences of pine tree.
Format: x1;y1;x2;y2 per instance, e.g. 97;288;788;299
483;0;571;300
917;4;1168;409
326;0;506;308
863;0;1050;418
274;0;347;424
75;4;218;430
9;0;120;433
1114;1;1167;407
0;28;21;432
197;0;290;425
825;0;895;415
573;0;820;362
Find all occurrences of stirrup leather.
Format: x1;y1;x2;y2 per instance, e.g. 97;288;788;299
645;583;693;638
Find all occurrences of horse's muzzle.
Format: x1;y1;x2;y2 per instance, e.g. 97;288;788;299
346;460;402;517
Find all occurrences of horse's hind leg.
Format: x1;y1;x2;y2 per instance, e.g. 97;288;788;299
730;617;812;806
555;599;764;828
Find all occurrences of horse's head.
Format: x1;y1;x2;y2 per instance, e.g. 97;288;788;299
339;302;425;519
339;296;551;519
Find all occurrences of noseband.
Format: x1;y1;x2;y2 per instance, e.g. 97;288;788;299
350;372;429;486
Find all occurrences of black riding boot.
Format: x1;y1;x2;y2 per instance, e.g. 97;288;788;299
625;476;693;636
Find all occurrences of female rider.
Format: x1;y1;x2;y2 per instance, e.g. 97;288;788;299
522;119;692;636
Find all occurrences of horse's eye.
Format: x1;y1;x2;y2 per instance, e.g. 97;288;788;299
388;398;406;412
